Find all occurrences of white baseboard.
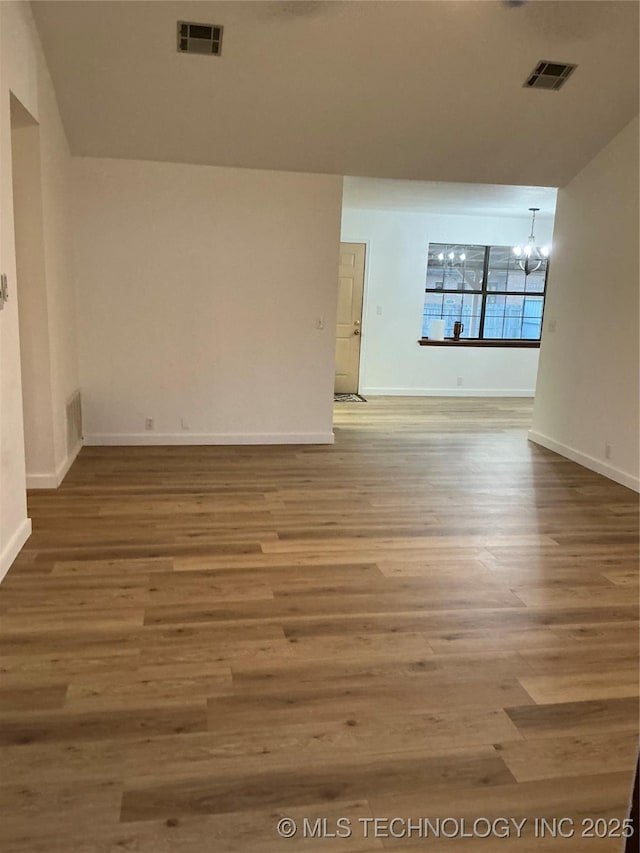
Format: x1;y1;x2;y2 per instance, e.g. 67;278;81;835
26;440;83;490
361;387;536;398
84;432;335;446
0;518;32;584
25;472;59;489
528;430;640;492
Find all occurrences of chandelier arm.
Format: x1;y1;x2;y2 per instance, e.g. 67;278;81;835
517;259;542;275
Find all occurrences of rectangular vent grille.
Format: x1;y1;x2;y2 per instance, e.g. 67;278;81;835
525;60;577;91
177;21;223;56
66;390;83;455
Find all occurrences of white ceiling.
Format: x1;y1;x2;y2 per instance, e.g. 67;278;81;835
32;1;639;187
343;178;557;219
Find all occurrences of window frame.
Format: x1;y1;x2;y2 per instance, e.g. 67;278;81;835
422;243;549;343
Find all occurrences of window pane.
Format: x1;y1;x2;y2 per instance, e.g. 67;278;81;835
423;291;483;337
486;246;509;291
482;294;507;338
525;264;547;293
426;244;484;291
460;293;482;338
426;244;446;291
506;268;527;292
522;296;544;338
483;294;543;339
488;246;549;294
423;292;444;336
504;295;525;338
442;293;463;336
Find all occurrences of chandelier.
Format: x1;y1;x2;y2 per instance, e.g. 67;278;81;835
513;208;550;274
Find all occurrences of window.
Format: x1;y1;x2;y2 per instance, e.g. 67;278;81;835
422;243;548;342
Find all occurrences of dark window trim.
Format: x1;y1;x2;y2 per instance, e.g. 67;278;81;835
424;243;549;343
478;245;490;338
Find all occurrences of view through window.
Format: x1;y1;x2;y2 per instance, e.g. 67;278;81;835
423;243;548;341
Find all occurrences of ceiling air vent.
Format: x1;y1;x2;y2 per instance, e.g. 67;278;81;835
524;61;576;91
177;22;223;56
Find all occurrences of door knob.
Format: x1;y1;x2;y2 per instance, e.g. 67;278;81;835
354;329;360;336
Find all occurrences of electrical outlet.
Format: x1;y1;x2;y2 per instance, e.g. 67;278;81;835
376;305;383;316
457;376;463;387
547;318;557;333
181;417;190;431
605;443;612;460
145;417;154;431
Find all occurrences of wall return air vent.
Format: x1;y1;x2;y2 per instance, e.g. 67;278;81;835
524;60;577;90
177;22;223;56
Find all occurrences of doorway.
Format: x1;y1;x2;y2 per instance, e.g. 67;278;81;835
10;94;55;483
334;242;365;393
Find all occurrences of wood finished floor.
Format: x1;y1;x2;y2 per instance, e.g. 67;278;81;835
1;397;638;852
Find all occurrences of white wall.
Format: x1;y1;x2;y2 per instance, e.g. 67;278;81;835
531;116;639;491
72;158;343;445
341;208;554;396
0;1;80;580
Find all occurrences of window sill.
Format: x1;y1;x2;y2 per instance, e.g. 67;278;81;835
418;338;540;348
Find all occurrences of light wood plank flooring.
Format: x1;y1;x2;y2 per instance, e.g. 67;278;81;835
1;397;638;852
